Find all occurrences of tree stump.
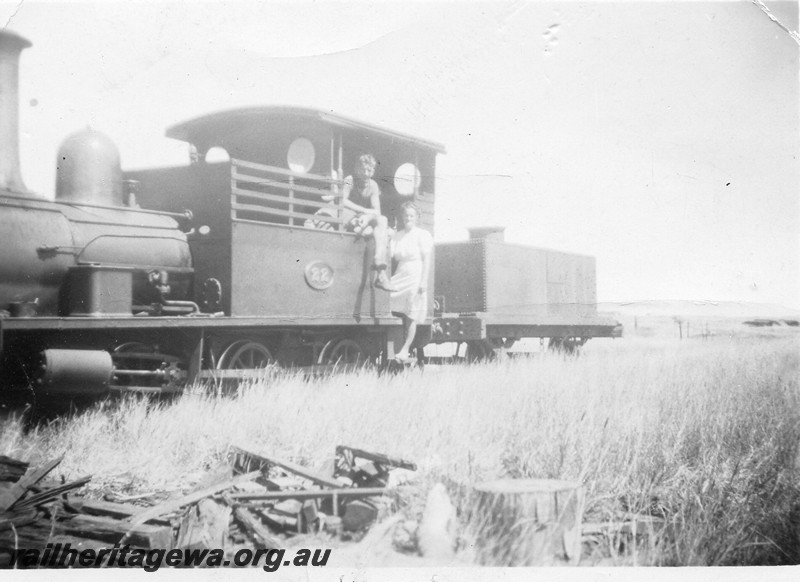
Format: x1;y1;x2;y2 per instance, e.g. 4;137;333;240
469;479;585;566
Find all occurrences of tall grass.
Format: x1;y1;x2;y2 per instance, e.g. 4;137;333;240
1;332;798;565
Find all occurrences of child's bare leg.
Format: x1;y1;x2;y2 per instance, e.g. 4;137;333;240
370;214;395;291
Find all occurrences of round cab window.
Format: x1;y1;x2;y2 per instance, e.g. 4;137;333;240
394;163;420;196
205;146;230;163
287;138;316;173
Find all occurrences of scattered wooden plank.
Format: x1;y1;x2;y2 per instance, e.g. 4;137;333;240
233;507;282;550
1;517;163;560
272;499;303;515
176;507;205;551
0;456;64;512
271;500;304;533
335;446;417;472
64;497;171;526
176;498;231;551
60;514;174;550
12;476;92;511
229;486;390;501
231;446;341;489
0;509;37;531
122;469;262;534
104;491;160;504
0;457;28;482
266;477;304;490
259;509;298;531
301;500;318;531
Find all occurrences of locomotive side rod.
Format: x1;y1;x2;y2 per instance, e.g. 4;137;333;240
108;384;183;395
105;365;343;395
113;369;164;376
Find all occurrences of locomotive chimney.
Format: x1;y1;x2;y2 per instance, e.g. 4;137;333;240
0;30;31;193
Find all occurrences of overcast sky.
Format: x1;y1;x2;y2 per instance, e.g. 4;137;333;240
4;1;798;309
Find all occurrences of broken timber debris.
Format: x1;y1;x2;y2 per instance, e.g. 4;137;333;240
231;445;342;489
334;445;417;488
0;456;28;482
226;444;411;539
0;445;416;568
0;455;174;568
121;469;264;539
232;506;282;549
0;456;64;512
175;498;231;551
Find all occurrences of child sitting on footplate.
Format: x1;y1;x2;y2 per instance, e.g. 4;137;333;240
337;154;395;292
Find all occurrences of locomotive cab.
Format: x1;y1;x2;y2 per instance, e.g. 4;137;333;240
127;107;444;321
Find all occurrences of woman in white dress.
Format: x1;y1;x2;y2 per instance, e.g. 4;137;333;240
390;202;433;362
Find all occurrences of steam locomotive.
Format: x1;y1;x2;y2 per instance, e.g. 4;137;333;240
0;30;620;399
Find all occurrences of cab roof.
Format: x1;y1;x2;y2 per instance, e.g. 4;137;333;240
165;106;446;154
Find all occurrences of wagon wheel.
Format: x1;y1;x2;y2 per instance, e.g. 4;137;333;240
465;340;494;363
215;340;275;369
547;337;585;355
484;337;515;358
318;338;366;367
499;337;517;350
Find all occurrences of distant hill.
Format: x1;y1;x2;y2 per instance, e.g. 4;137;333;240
598;300;800;319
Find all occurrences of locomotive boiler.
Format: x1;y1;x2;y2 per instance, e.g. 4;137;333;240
1;32;192;316
1;31;194;395
0;29;620;401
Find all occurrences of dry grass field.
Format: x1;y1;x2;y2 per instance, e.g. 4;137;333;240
1;319;798;566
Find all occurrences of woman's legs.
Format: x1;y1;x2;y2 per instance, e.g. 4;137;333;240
398;314;417;359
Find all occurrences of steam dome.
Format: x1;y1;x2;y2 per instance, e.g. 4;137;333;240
55;128;123;206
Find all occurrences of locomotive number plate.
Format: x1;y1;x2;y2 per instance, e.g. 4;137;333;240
304;261;334;290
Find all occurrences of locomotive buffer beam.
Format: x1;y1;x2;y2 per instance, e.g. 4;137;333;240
431;315;486;343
